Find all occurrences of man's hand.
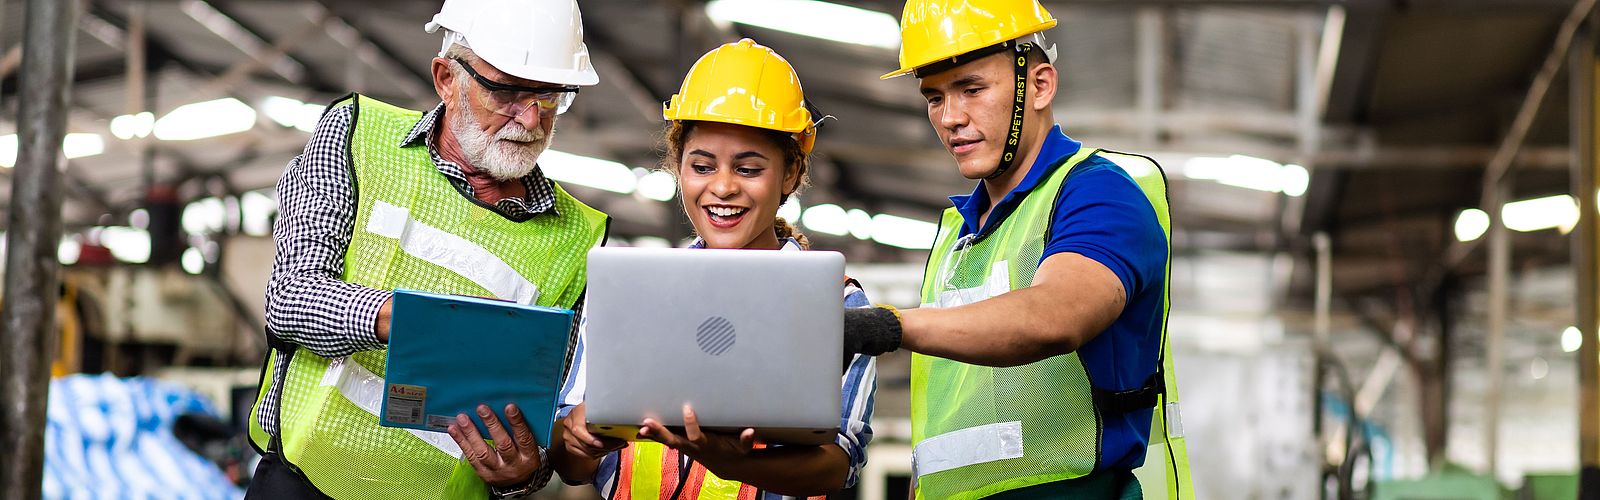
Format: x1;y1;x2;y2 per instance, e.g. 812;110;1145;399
562;402;627;459
638;404;755;480
842;305;903;367
446;403;543;487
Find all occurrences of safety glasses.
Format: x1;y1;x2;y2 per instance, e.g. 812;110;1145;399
454;58;579;116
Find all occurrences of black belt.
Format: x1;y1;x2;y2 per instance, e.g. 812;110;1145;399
1092;372;1164;416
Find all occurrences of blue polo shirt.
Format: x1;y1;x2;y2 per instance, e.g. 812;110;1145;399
948;124;1167;472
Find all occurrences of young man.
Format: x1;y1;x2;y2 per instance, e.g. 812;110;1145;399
245;0;608;498
842;1;1194;498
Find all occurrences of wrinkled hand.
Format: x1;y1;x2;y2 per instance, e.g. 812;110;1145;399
562;402;628;459
446;403;543;487
638;404;755;477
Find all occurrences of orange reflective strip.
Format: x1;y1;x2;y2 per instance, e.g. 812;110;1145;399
616;444;635;500
659;448;681;500
679;463;709;499
735;484;759;500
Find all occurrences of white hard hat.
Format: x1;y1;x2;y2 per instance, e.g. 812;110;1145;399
425;0;599;87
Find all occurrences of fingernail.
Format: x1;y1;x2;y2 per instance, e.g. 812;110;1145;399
478;406;492;417
507;405;520;417
457;413;471;426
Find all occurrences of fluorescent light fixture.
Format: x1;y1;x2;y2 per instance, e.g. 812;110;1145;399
1563;326;1582;353
1;133;107;167
183;197;227;235
540;150;637;194
99;226;151;264
0;135;12;167
636;171;677;202
1281;164;1310;197
706;0;900;50
778;197;802;221
110;111;155;140
1454;208;1490;242
1502;194;1578;233
63;133;105;159
154;98;257;141
847;208;874;240
241;191;278;237
632;236;672;249
1183;155;1308;196
58;236;81;265
261;96;326;133
871;213;938;249
181;247;205;275
802;203;850;236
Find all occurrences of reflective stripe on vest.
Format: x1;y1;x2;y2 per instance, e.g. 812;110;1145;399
246;93;609;500
911;148;1192;500
613;442;824;500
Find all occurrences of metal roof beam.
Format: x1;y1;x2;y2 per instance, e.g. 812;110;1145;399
177;0;310;84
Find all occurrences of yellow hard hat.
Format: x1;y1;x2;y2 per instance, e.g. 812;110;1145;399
882;0;1058;79
664;38;817;154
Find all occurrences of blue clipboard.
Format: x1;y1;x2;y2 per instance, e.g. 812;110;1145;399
380;289;574;448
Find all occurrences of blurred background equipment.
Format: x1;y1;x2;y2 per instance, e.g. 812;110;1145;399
1;0;1598;498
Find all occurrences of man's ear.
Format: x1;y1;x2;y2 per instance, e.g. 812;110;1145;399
1029;62;1057;112
432;57;456;103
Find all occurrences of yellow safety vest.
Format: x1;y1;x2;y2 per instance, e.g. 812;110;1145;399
912;147;1193;499
246;94;609;499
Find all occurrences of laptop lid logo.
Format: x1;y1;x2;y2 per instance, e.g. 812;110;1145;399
696;316;737;356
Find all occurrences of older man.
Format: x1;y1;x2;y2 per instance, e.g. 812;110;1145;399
244;1;608;499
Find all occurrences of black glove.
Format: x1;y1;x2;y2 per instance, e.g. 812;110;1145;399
843;305;903;369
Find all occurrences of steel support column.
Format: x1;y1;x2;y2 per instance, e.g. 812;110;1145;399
1483;180;1509;479
1573;19;1600;499
0;0;78;497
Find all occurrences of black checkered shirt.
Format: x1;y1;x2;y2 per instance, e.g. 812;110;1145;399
259;101;559;492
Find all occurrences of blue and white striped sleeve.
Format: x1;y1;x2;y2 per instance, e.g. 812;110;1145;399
556;311;588;420
836;284;878;488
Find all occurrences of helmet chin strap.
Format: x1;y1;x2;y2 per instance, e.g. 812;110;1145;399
987;41;1033;181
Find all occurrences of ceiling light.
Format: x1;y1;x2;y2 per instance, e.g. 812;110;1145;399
1;133;107;167
1563;326;1582;353
1281;164;1310;197
1453;208;1490;242
181;247;205;275
1502;194;1578;233
154;98;257;141
58;236;80;265
801;203;850;236
871;213;938;249
98;226;151;264
110;112;155;140
183;197;227;235
636;171;677;202
847;208;874;240
241;191;278;237
706;0;900;50
261;96;325;133
540;150;637;194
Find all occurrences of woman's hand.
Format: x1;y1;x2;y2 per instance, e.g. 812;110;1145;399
638;404;756;479
562;402;628;459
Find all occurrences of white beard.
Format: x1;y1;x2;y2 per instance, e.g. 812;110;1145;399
449;92;552;181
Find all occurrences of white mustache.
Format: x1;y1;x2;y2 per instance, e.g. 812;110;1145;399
496;124;543;143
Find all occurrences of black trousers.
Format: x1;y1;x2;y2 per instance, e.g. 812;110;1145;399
244;452;333;500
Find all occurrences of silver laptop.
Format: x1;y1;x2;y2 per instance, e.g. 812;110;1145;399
583;247;844;445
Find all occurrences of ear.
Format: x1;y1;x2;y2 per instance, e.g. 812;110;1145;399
1029;62;1057;112
431;57;457;103
782;164;803;197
